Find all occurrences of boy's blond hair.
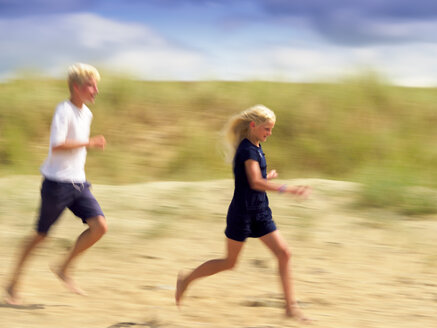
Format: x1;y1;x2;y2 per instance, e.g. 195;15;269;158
68;63;100;91
224;104;276;161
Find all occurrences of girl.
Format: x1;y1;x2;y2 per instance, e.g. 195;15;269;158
175;105;310;321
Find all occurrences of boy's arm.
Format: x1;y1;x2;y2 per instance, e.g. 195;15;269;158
52;135;106;151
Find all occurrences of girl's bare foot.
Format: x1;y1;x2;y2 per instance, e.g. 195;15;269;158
4;285;21;305
286;304;311;324
175;271;187;307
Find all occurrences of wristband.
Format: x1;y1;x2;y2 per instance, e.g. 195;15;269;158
278;184;287;193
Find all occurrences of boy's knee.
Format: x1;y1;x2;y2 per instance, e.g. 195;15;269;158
89;216;108;235
97;218;108;235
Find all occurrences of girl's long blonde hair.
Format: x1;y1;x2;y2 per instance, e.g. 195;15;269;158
224;104;276;161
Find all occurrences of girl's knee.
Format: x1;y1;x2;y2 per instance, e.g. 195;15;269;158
36;232;48;241
277;246;291;263
225;257;238;270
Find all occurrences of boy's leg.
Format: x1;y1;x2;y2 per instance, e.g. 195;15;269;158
260;230;309;321
5;179;65;304
53;215;107;294
175;237;244;306
5;232;47;304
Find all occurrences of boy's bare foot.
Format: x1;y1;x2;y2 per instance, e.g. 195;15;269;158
175;271;187;307
286;304;312;324
4;285;21;305
51;266;85;295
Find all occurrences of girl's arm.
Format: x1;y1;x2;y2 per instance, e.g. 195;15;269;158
52;135;106;151
245;159;309;196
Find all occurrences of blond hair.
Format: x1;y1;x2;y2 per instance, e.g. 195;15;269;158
67;63;100;91
224;104;276;161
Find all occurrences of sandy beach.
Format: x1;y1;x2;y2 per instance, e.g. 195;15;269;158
1;176;437;328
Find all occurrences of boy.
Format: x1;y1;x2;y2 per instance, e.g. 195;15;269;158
5;63;107;304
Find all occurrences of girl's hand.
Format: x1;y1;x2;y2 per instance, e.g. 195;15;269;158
267;170;278;180
288;185;311;199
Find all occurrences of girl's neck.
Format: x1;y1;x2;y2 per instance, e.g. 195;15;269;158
247;135;260;147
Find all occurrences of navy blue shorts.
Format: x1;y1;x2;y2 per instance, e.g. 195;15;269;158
36;178;105;234
225;207;277;242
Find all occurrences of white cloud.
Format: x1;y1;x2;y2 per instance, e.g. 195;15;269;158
0;13;210;80
364;18;437;43
1;12;437;86
66;14;166;49
216;41;437;87
100;49;210;80
361;43;437;87
218;45;354;82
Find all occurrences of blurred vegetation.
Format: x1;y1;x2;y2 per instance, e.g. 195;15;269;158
1;72;437;213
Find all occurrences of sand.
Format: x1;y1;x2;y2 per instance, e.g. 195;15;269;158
1;176;437;328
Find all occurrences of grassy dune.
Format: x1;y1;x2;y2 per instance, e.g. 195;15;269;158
1;74;437;213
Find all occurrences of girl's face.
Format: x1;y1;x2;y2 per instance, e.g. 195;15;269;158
251;120;275;143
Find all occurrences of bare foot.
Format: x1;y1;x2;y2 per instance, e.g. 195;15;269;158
4;285;21;305
286;304;312;324
50;266;86;296
175;271;187;307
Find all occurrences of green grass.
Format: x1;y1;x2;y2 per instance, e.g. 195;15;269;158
2;72;437;213
355;164;437;216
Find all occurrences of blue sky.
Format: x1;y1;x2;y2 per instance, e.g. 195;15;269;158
2;0;437;86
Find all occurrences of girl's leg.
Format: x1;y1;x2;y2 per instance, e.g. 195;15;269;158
175;237;244;306
260;230;309;321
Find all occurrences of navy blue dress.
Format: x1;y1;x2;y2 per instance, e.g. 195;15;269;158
225;138;277;242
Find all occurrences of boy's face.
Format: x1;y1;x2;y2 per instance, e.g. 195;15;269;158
74;77;99;104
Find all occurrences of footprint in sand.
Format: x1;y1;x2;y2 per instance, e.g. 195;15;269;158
0;303;45;310
107;320;160;328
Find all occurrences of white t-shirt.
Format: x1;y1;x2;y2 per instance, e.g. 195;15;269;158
40;100;93;183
